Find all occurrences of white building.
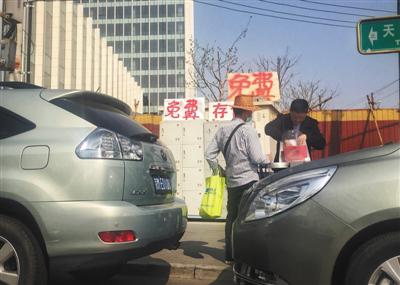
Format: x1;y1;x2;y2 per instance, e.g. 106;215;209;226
75;0;195;114
2;0;143;113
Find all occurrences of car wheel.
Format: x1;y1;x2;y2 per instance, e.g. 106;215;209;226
72;263;123;282
0;215;47;285
345;232;400;285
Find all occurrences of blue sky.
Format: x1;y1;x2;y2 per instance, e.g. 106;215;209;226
194;0;398;109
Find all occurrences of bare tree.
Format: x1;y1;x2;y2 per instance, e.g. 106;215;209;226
284;80;338;111
254;48;299;93
187;18;251;102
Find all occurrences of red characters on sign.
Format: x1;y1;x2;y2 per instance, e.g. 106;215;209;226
251;72;275;99
228;74;251;99
183;99;199;120
165;100;181;119
212;103;230;119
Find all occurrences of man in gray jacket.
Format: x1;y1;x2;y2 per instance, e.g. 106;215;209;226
205;95;269;264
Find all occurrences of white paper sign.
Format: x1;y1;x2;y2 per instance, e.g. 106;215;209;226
163;98;205;121
228;71;280;101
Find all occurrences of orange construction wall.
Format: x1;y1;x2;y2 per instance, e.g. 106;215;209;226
309;109;400;159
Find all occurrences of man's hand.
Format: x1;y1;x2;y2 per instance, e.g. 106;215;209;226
297;134;307;145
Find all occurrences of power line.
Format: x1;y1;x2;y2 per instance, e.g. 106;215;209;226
376;90;399;101
194;0;354;29
299;0;396;14
342;79;400;109
219;0;357;24
372;78;400;95
257;0;372;18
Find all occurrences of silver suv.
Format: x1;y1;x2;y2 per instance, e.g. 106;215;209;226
0;83;187;285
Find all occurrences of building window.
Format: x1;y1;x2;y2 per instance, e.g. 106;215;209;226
90;7;97;19
177;57;185;69
177;22;184;34
124;23;131;36
177;39;184;52
124;6;131;18
159;22;166;35
177;92;185;99
132;41;140;53
159;75;166;88
116;24;123;36
159;40;166;52
107;7;114;19
150;75;158;88
168;4;175;17
115;41;123;53
142;41;149;53
107;24;114;36
159;92;167;106
150;40;158;52
177;74;185;87
99;24;106;37
99;7;106;19
142;6;149;18
168;57;175;69
133;24;140;36
168;39;175;52
142;58;149;70
150;57;158;70
159;57;166;70
142;23;149;35
150;93;158;111
124;58;131;69
83;7;89;18
116;6;123;19
177;4;184;17
143;93;149;113
168;92;176;99
150;5;158;18
168;74;176;87
133;7;140;18
133;58;140;70
168;22;175;35
141;76;149;88
159;5;166;17
150;23;158;35
124;41;131;53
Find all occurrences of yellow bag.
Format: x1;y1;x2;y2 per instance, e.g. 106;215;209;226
199;174;225;219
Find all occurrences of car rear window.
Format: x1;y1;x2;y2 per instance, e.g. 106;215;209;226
51;97;153;139
0;107;36;139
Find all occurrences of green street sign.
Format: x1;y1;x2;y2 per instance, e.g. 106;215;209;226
357;16;400;55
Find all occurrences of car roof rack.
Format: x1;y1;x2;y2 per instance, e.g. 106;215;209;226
0;81;44;89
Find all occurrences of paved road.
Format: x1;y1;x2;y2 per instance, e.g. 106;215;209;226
50;267;234;285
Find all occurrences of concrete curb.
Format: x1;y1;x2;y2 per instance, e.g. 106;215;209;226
127;261;232;281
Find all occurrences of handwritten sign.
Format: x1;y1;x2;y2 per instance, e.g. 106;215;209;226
209;102;233;121
228;72;280;101
163;98;205;121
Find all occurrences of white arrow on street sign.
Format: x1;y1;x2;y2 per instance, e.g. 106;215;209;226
368;27;378;46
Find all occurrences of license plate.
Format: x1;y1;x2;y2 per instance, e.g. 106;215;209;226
153;177;172;194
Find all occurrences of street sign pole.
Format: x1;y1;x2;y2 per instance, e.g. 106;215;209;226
398;0;400;109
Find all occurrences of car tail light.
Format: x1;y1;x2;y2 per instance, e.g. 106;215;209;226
98;230;136;243
76;128;143;161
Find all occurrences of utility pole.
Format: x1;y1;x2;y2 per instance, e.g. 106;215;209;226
0;0;4;82
367;93;384;146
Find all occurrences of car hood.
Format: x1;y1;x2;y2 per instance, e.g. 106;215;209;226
258;143;400;187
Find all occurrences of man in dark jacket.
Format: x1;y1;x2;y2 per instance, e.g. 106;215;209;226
265;99;326;162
